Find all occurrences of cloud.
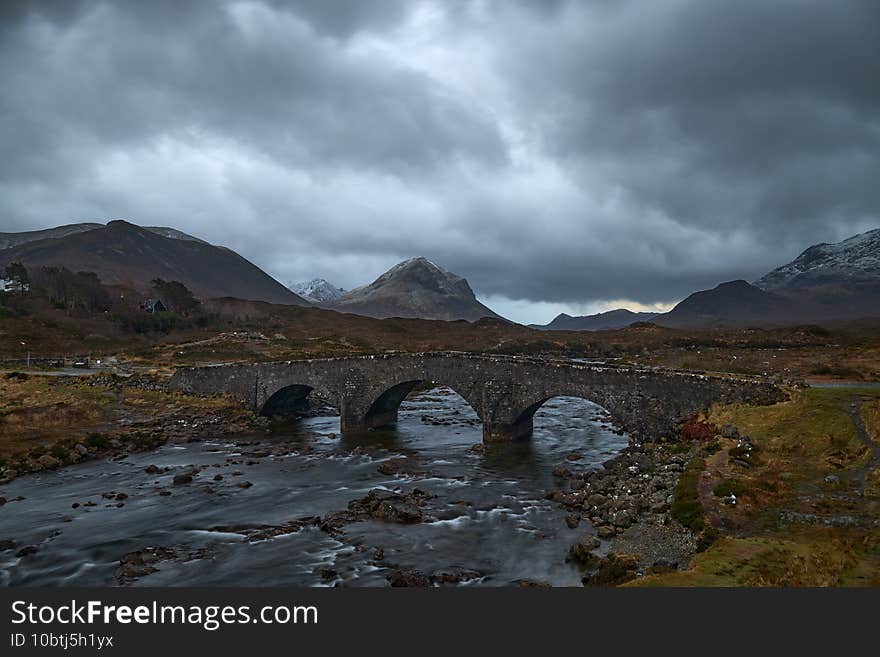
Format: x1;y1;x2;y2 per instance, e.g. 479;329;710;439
1;0;878;322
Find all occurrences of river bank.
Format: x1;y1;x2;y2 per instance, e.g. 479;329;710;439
0;371;262;484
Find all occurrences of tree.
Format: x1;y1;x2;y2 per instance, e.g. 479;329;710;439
3;262;29;294
150;279;200;315
33;266;110;313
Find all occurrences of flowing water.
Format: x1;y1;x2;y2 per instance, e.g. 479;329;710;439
0;388;628;587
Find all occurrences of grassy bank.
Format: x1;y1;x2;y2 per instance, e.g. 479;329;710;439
630;387;880;586
0;373;250;473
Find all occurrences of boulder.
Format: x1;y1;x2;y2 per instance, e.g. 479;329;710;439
720;424;739;439
16;545;39;558
37;454;62;469
388;569;431;587
430;569;481;585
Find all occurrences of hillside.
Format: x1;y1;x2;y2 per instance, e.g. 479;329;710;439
0;220;310;305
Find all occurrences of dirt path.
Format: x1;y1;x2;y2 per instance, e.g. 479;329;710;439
842;396;880;494
697;447;728;530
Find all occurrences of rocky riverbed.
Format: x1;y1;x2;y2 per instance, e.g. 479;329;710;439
546;441;702;585
0;385;703;586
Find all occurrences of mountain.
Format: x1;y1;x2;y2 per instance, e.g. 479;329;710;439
755;228;880;290
291;278;346;304
639;229;880;329
654;280;794;328
535;308;659;331
326;257;504;321
0;220;310;306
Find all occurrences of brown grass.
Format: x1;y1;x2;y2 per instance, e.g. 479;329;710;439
0;374;239;462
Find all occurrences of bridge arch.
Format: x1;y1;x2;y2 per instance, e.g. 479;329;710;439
511;393;620;440
351;377;484;432
260;384;314;418
489;386;622;442
258;377;340;420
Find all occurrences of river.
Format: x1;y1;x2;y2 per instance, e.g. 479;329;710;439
0;388;628;587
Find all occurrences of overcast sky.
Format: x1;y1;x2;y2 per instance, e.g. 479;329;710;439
2;1;879;323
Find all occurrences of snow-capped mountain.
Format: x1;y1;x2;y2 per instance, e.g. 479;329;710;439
639;228;880;328
291;278;346;304
755;228;880;290
326;257;504;321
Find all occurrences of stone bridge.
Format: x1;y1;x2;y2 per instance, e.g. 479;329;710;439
168;352;785;442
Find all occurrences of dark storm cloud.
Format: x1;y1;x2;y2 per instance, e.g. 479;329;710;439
0;1;504;181
1;0;879;321
533;0;880;230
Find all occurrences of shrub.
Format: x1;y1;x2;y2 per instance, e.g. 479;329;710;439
49;443;70;461
713;478;748;498
85;432;110;449
702;440;722;456
681;416;718;442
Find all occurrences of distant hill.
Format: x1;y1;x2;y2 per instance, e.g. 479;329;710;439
534;308;659;331
326;257;504;322
653;280;794;328
291;278;346;304
0;220;310;305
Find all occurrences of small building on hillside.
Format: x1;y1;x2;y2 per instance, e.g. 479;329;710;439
0;277;29;293
141;298;168;313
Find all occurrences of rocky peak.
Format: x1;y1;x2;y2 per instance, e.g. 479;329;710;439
291;278;346;303
367;257;473;298
327;257;503;321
